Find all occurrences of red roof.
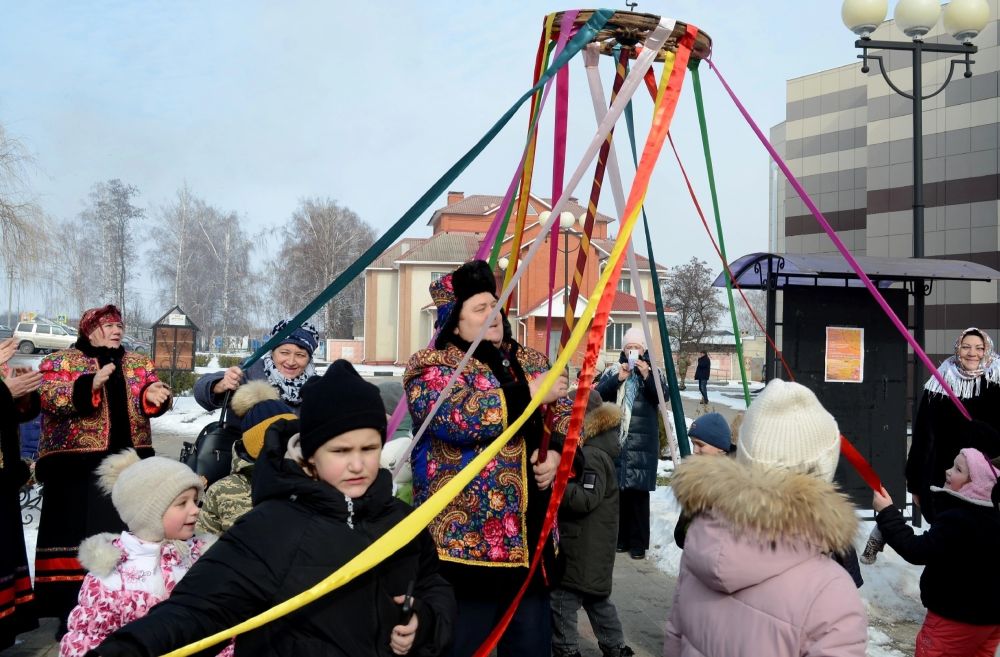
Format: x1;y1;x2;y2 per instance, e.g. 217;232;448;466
609;291;660;313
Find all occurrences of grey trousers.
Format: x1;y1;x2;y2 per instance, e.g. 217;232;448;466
550;586;626;656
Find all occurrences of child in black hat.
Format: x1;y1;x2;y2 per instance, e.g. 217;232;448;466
91;360;456;657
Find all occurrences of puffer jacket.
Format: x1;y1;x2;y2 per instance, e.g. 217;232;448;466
558;402;621;597
664;457;867;657
595;358;663;491
93;419;456;657
193;360;268;417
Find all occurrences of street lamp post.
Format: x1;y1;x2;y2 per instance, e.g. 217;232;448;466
841;0;989;438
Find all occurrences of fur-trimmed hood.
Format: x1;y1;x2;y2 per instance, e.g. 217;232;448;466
583;402;621;440
78;531;218;578
672;455;857;554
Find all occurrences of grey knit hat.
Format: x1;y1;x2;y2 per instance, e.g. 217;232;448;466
97;450;204;541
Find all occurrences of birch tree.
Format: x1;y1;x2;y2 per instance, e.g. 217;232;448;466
81;179;144;311
269;198;375;338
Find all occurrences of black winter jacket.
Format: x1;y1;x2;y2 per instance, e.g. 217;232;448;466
906;385;1000;522
694;355;710;381
877;490;1000;625
558;402;621;597
93;419;456;657
596;353;664;491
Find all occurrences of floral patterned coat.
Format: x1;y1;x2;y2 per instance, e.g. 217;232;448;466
36;349;165;462
59;532;230;657
404;339;571;568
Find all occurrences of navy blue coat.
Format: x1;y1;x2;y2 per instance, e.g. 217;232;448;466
595;357;664;492
193;360;269;412
694;355;710;381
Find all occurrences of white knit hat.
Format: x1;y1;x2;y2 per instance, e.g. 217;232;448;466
621;327;646;350
736;379;841;483
97;450;204;541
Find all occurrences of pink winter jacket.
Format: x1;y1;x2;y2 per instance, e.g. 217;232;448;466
664;456;867;657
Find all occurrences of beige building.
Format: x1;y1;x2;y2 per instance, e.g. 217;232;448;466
770;3;1000;360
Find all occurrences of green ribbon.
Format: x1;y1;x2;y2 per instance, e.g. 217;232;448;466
242;10;614;369
623;85;691;457
690;62;751;407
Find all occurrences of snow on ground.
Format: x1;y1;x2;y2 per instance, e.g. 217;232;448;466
149;395;219;436
678;382;762;410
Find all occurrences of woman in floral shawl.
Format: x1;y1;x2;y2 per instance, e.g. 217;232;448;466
906;327;1000;522
404;259;573;657
33;305;171;636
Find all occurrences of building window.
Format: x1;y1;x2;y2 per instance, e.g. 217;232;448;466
605;322;632;351
617;278;631;294
430;271;447;282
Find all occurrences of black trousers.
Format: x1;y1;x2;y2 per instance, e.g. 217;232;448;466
617;488;650;551
448;589;551;657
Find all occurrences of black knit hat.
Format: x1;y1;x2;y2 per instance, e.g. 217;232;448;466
299;360;387;458
431;259;499;349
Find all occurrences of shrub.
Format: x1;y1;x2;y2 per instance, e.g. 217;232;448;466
194;354;211;368
217;355;244;369
157;370;197;396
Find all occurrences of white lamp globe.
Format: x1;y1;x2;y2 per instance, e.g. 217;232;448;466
559;211;576;229
943;0;990;43
538;210;552;224
497;257;510;270
842;0;889;37
894;0;942;39
578;212;587;225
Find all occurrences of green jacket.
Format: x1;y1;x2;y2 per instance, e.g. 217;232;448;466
196;449;253;535
558;402;622;597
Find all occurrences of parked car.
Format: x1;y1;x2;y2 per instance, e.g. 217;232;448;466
122;335;150;353
0;324;12;340
14;321;76;353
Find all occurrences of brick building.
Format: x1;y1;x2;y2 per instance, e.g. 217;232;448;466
364;191;668;367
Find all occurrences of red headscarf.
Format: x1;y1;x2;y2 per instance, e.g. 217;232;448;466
78;304;123;338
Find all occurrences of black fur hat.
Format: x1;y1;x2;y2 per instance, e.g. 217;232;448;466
432;259;499;349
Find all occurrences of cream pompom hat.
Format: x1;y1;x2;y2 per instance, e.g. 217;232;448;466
736;379;841;483
97;449;204;541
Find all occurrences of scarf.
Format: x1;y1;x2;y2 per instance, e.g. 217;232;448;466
616;372;642;447
925;327;1000;399
262;354;315;407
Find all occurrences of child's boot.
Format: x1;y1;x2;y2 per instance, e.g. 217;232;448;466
859;526;885;565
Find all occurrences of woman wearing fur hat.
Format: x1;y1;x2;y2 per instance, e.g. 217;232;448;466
33;305;172;632
552;390;634;657
59;450;227;657
664;379;867;657
91;360;455;657
595;327;666;561
875;447;1000;656
0;337;44;650
195;381;296;536
404;259;573;657
907;327;1000;523
194;318;319;416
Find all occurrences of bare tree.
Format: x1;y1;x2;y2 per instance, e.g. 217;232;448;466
80;179;144;310
0;123;50;324
662;257;725;379
149;188;259;347
733;290;767;337
269;198;376;338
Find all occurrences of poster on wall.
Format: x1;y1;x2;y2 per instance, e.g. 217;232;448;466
825;326;864;383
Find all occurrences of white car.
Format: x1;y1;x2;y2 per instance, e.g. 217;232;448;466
14;321;77;353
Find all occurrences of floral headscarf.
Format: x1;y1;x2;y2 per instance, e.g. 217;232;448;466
926;327;1000;399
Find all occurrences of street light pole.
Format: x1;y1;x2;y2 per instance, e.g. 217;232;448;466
843;0;988;520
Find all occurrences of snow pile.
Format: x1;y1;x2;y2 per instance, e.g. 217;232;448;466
150;396;218;436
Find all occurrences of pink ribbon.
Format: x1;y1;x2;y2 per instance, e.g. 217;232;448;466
707;58;970;421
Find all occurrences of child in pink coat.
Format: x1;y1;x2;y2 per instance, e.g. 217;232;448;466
59;450;229;657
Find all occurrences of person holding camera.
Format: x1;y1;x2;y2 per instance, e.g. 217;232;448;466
595;328;666;560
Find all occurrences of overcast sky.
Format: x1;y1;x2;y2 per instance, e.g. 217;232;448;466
1;2;859;314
